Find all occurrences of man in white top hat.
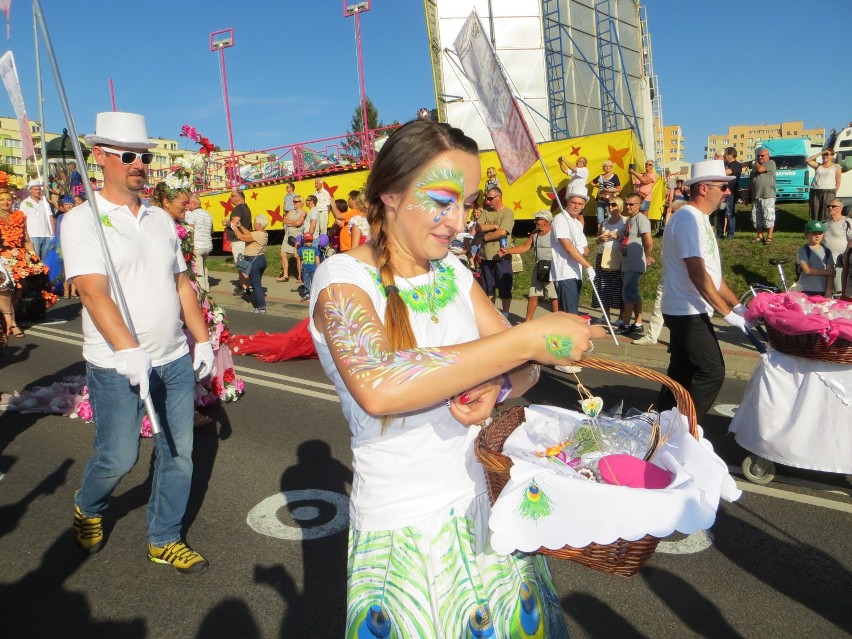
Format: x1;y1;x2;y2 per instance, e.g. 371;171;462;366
20;178;54;262
61;111;214;574
657;159;747;422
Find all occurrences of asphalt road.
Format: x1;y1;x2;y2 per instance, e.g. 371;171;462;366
1;299;850;639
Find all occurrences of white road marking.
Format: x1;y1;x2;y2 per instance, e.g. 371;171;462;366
734;480;852;513
713;403;739;417
656;529;714;554
247;490;349;540
233;364;336;391
25;328;83;346
24;327;340;402
238;373;339;402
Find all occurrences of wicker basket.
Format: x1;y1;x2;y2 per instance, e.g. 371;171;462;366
764;323;852;364
474;355;698;577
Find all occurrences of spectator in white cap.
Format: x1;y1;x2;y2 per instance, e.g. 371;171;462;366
21;178;54;261
657;159;746;422
498;209;558;322
61;111;213;574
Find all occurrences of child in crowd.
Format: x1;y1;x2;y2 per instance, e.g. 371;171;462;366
296;233;322;301
796;220;834;297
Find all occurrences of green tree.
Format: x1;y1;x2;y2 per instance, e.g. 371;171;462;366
349;96;380;134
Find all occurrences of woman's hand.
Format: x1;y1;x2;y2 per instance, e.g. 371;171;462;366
447;378;502;426
521;312;605;366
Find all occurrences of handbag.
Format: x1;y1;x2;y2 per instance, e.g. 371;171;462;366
535;260;551;283
600;243;621;270
0;258;14;291
236;255;254;274
511;253;524;274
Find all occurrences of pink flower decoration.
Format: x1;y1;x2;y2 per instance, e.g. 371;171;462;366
140;416;152;438
175;224;189;239
77;400;94;422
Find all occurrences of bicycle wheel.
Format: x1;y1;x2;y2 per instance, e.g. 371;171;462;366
739;284;777;308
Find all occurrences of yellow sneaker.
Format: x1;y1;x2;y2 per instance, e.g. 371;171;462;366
73;505;104;554
147;541;208;574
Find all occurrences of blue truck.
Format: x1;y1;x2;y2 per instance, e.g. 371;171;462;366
738;138;816;203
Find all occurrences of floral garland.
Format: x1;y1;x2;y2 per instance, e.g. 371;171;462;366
176;221;243;402
164;153;207;196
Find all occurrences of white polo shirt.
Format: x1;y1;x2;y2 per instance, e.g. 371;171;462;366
660;204;721;316
60;193;189;368
21;196;54;238
550;212;587;281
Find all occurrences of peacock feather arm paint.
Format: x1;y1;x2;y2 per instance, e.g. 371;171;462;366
323;287;458;388
544;334;573;359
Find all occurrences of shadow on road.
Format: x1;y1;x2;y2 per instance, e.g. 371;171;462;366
0;458;73;540
0;522;146;637
195;597;261;639
0;361;86;475
255;439;352;638
563;592;647;638
641;566;745;638
714;504;852;633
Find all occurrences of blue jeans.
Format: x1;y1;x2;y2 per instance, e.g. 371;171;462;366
247;254;268;309
302;266;316;296
31;236;51;263
596;203;607;227
555;278;582;314
724;195;736;237
76;353;196;546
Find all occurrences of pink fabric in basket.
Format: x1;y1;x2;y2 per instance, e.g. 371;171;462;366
745;292;852;344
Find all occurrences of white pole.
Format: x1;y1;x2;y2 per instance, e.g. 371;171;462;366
32;0;162;435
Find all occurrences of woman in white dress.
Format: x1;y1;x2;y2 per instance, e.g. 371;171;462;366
308;119;602;637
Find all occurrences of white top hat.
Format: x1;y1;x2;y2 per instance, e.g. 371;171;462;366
684;159;735;186
27;179;43;188
84;112;156;150
565;191;590;203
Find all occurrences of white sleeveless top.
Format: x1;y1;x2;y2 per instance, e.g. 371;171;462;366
308;252;487;531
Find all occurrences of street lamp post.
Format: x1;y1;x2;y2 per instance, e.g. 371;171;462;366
343;1;371;164
210;28;237;188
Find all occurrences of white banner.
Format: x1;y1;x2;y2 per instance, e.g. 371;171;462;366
453;9;538;184
0;50;35;159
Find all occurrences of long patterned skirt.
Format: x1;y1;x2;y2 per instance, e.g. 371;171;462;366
590;253;623;311
345;493;569;638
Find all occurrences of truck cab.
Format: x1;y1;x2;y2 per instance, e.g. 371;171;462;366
830;125;852;214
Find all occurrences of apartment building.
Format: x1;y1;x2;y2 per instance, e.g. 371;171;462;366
705;121;825;160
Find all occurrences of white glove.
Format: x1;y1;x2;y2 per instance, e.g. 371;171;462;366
586;266;597;282
193;341;216;380
723;311;750;335
114;347;152;399
731;303;748;317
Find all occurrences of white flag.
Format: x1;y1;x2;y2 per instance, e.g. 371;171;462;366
453;9;538;184
0;50;35;159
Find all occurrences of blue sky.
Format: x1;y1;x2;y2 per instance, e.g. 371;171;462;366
4;1;851;162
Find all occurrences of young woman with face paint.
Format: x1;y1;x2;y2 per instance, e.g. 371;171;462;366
308;119;601;637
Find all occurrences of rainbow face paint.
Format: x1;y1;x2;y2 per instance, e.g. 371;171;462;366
408;165;465;223
322;287;458;389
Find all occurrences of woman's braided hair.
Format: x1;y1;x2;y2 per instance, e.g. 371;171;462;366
363;119;477;350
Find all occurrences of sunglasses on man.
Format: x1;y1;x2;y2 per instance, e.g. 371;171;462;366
100;146;154;165
704;183;730;192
